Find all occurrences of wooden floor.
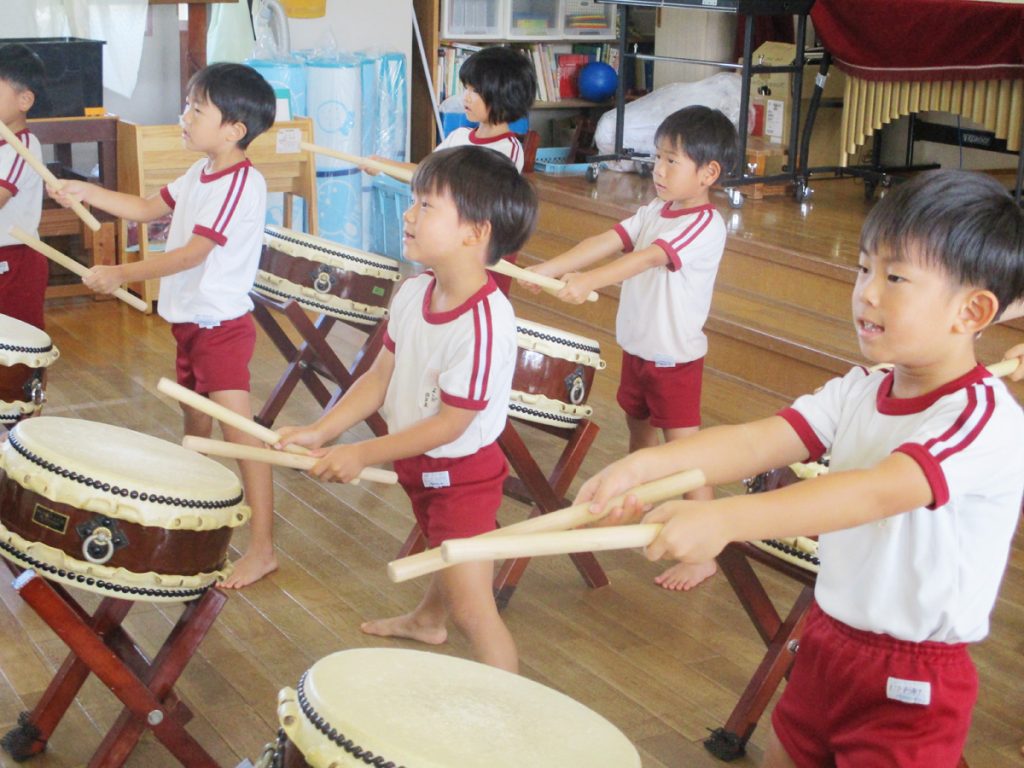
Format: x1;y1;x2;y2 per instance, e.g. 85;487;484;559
2;176;1024;767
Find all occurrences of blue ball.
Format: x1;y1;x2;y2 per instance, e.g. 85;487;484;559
578;62;617;102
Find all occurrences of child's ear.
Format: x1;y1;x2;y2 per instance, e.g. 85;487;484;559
224;120;247;146
701;160;722;187
956;288;999;334
465;220;492;248
16;89;34;113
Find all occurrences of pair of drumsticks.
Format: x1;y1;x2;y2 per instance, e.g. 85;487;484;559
387;356;1024;582
0;118;598;309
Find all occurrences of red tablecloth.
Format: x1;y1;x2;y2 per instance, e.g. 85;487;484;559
811;0;1024;82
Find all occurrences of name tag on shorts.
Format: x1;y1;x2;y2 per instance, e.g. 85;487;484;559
422;471;451;489
0;260;8;275
195;315;221;330
653;355;675;368
886;677;931;706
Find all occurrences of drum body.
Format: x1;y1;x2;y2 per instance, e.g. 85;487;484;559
0;417;250;601
254;225;402;326
0;314;59;427
263;648;640;768
509;319;606;430
745;461;826;572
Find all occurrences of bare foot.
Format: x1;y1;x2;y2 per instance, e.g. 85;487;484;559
220;549;278;589
654;560;717;591
361;613;448;645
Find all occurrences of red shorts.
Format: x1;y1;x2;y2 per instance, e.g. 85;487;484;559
394;442;507;548
616;351;703;429
772;603;977;768
172;314;256;395
0;243;48;330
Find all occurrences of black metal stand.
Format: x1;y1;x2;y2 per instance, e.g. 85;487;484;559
591;0;815;204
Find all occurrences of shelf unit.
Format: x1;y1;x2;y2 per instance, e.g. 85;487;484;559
443;0;617;40
412;0;618;160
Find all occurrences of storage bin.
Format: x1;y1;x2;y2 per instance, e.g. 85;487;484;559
370;175;412;262
2;37;104;118
533;146;592;174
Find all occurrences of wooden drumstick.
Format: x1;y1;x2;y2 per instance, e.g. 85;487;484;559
9;226;147;312
441;524;663;564
488;259;599;303
987;357;1020;379
0;118;101;232
386;468;705;582
157;377;311;456
182;435;398;485
300;142;415;183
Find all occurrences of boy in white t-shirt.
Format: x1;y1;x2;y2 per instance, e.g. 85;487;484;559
277;146;537;672
51;63;279;588
528;105;738;590
576;170;1024;768
0;44;47;329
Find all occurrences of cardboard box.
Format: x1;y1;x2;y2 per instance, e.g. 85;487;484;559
746;42;845;147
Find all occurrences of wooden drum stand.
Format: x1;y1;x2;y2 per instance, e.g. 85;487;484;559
1;565;225;767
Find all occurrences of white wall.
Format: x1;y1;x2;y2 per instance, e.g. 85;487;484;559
288;0;412;58
653;8;734;89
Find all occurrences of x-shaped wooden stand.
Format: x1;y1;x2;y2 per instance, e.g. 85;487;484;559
250;293;387;435
1;568;223;767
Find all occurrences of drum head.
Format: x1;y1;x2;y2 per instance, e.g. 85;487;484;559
2;417;247;530
0;313;59;368
284;648;640;768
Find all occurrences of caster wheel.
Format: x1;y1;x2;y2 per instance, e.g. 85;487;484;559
793;179;812;202
585;164;599;183
726;187;744;209
880;175;893;188
636;162;653;178
864;178;879;200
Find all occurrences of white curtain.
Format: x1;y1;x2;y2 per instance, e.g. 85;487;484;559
8;0;150;97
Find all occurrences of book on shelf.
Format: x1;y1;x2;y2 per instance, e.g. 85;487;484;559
436;42;620;107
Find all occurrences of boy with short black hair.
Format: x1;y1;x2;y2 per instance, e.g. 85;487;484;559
578;169;1024;768
0;43;48;329
51;62;279;588
529;105;739;590
278;146;537;672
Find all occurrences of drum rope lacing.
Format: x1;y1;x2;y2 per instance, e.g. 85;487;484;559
295;671;406;768
6;432;244;510
252;281;384;323
0;340;54;355
509;401;580;426
518;327;600;355
0;537;209;599
265;229;402;276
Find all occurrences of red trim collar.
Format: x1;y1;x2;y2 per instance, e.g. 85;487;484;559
875;364;990;415
421;273;498;324
200;158;252;183
0;128;30;148
468;128;516;146
660;201;714;219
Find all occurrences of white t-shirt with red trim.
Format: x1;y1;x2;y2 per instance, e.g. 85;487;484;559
780;365;1024;643
381;272;516;459
613;199;726;364
0;130;42;248
435;127;524;172
157;158;267;324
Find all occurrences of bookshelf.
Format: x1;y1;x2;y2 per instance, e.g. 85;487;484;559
410;0;618;160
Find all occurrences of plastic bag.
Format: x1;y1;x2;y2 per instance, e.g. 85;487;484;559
594;72;750;173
